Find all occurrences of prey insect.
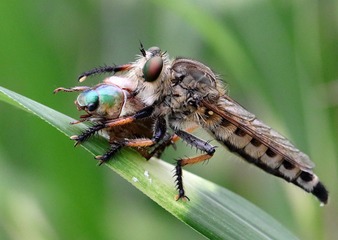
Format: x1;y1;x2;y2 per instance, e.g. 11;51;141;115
54;81;175;164
68;44;328;204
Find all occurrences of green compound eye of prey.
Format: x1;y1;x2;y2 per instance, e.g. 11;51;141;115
77;90;99;112
142;56;163;82
77;85;125;118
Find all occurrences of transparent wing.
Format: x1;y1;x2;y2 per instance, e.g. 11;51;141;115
202;97;315;171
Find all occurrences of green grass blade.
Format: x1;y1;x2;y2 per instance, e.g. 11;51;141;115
0;86;298;240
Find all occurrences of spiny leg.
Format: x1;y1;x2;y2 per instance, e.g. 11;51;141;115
78;64;132;82
96;116;167;164
173;130;216;200
143;126;198;159
175;130;216;155
175;154;214;201
71;123;105;146
170;126;198;143
96;142;122;166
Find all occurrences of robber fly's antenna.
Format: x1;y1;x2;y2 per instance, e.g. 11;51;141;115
139;41;146;57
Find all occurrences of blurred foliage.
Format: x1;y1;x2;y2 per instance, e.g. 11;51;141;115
0;0;337;239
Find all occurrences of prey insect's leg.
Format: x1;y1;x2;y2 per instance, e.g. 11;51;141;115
53;86;94;125
70;106;155;145
173;130;216;200
95;116;167;164
78;64;132;82
53;86;90;93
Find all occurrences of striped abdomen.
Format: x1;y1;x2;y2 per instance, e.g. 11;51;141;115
208;117;328;205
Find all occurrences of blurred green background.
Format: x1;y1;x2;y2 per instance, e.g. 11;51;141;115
0;0;337;239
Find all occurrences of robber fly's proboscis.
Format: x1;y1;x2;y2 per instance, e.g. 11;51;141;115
56;44;328;205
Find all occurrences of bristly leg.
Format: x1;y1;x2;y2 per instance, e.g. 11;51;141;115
174;153;214;201
70;123;105;146
172;130;216;200
78;64;132;82
174;160;190;201
95;142;123;165
174;130;216;155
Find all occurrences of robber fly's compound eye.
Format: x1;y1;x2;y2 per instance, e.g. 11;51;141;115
143;56;163;82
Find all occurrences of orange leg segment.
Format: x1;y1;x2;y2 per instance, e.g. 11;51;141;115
179;153;213;167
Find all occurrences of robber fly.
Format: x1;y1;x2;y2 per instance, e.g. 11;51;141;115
54;81;174;163
69;44;328;204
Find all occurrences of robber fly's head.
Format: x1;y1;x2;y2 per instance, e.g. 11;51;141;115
139;46;164;83
76;84;126;119
125;45;172;106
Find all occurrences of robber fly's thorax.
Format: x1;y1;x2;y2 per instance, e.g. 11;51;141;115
154;58;227;130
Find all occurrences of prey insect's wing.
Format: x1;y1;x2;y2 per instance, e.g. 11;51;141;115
202;96;315;172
